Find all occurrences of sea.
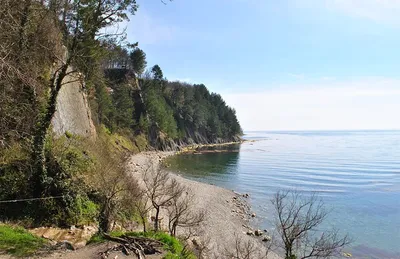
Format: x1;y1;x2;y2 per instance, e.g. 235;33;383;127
165;130;400;259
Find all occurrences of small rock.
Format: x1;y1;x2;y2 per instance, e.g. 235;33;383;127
251;213;256;218
48;240;57;246
254;229;263;236
262;236;272;242
60;240;75;250
263;229;268;233
233;196;237;200
70;225;76;231
246;231;254;236
192;237;200;247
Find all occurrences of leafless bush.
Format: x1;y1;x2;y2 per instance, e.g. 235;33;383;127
222;233;268;259
271;190;350;259
167;189;206;237
142;165;184;231
84;139;140;232
132;194;151;232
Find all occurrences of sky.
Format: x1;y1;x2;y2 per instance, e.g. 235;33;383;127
122;0;400;131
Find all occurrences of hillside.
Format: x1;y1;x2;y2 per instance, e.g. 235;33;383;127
0;0;242;246
101;68;242;150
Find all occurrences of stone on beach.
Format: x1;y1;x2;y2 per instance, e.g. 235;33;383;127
254;229;263;236
262;236;272;242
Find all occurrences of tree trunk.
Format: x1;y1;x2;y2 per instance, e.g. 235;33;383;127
32;63;68;197
172;222;177;237
154;207;160;231
141;215;146;232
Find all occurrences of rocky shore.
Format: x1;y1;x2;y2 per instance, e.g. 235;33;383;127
128;151;280;258
19;150;280;259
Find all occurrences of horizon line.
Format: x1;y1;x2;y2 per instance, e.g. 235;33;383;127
243;129;400;132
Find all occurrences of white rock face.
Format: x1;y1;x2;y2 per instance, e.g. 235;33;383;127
51;67;96;138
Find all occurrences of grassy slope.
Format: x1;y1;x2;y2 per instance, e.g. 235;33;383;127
0;225;46;257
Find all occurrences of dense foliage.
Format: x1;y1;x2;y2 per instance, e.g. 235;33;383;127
99;64;242;144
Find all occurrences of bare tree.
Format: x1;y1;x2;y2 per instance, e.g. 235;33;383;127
167;189;206;237
143;165;184;231
84;140;140;232
222;233;267;259
132;194;151;232
271;190;350;259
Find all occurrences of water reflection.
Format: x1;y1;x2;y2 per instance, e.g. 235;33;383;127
164;144;241;186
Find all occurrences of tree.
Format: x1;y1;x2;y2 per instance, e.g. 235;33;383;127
31;0;138;199
142;165;184;231
222;233;261;259
271;190;350;259
167;190;205;237
132;194;151;232
130;48;147;76
85;139;140;232
112;84;134;129
151;64;163;81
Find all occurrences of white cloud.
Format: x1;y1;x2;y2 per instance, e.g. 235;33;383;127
126;10;177;45
222;78;400;131
326;0;400;25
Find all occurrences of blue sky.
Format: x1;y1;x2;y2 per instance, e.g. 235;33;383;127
123;0;400;131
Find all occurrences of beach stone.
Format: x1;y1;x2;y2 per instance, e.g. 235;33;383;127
262;236;272;242
246;231;254;236
254;229;263;236
251;213;256;218
263;229;268;233
60;240;75;250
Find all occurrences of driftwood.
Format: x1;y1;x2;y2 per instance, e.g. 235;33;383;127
99;233;164;259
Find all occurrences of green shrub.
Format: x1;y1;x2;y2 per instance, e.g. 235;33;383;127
69;195;99;226
87;233;105;244
0;225;46;257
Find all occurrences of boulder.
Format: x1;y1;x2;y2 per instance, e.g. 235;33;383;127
246;231;254;236
60;240;75;250
262;236;272;242
254;229;263;236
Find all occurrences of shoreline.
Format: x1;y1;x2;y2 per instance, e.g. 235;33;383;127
177;139;262;155
128;151;280;258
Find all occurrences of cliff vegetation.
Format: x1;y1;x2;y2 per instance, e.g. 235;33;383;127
0;0;241;256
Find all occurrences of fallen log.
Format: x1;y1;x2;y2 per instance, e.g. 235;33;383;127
100;233;163;259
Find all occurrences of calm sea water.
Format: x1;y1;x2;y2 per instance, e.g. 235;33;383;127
165;130;400;259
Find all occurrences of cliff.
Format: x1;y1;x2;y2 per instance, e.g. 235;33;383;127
51;67;96;138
